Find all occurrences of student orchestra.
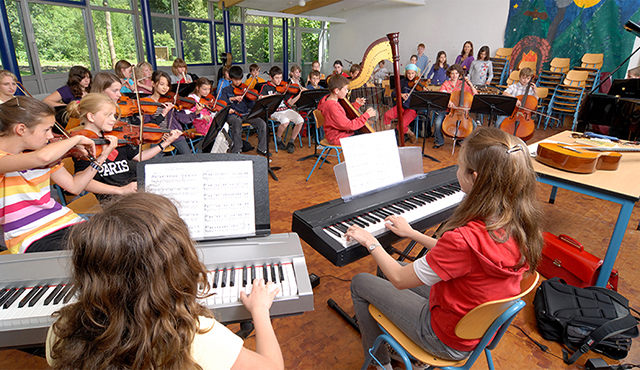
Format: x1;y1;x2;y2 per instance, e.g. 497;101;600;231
0;38;548;370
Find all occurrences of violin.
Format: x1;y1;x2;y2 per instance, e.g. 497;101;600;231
275;81;300;95
407;77;429;92
202;93;228;112
500;78;537;141
441;76;475;144
110;122;197;144
67;129;132;158
233;83;259;101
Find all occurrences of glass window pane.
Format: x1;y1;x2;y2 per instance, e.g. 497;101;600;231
230;24;243;64
93;11;137;70
273;18;282;26
213;7;222;20
301;32;319;64
178;0;208;18
289;30;295;63
149;0;172;15
273;27;294;63
229;6;241;22
245;25;269;63
245;10;268;24
90;0;131;11
299;18;321;29
6;1;33;76
215;23;225;64
29;3;91;74
181;21;212;64
152;16;176;67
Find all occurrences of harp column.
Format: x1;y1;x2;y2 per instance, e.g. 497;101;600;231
387;32;405;147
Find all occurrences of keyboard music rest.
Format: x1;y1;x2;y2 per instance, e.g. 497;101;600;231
0;233;313;350
292;165;462;267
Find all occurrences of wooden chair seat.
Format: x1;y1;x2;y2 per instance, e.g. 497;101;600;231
66;193;102;215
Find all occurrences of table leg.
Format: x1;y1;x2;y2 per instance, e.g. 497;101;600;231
548;186;558;204
596;200;635;287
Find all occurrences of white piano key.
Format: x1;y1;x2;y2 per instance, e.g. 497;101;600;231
284;263;298;296
222;268;232;304
273;264;283;298
279;264;290;297
231;268;241;302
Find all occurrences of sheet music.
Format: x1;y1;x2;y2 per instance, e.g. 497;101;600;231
144;161;255;239
210;122;230;153
340;130;403;196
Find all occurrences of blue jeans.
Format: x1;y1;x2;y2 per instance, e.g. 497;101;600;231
350;272;470;365
432;111;478;146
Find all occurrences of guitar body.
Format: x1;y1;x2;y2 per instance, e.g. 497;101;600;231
536;142;622;174
339;98;376;133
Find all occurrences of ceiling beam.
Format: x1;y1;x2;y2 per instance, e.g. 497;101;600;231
387;0;425;4
217;0;244;10
282;0;344;15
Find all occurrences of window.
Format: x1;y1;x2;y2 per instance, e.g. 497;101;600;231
180;20;212;64
152;16;177;66
245;25;269;63
148;0;172;14
213;5;241;22
299;18;321;29
90;0;131;11
273;27;295;63
215;23;244;64
29;3;92;74
178;0;207;18
301;32;319;64
5;1;33;76
92;11;137;70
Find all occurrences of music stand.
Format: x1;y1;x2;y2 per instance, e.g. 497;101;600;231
170;82;196;97
469;94;517;128
408;91;450;161
246;94;285;181
197;106;231;153
296;89;330;163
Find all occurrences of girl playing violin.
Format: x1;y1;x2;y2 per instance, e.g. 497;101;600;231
427;51;449;86
171;58;193;84
432;64;478;149
114;60;134;94
144;71;194;155
468;46;493;87
0;70;18;104
188;77;233;135
0;97;111;253
90;72;122;102
70;93;179;202
455;41;475;73
383;64;419;143
43;66;91;108
136;61;154;94
409;55;420;74
260;66;304;154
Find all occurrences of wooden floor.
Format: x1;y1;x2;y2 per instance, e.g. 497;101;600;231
2;124;640;369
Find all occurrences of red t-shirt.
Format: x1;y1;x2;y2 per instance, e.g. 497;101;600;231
425;220;527;351
317;96;370;145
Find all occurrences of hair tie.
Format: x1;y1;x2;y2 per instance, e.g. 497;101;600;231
506;144;523;154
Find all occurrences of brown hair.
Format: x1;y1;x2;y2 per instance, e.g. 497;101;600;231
249;63;260;72
434;51;448;71
67;66;91;98
418;43;425;49
460;41;474;59
66;93;121;123
90;72;121;94
114;60;132;79
172;58;188;76
308;70;321;79
50;192;213;370
442;127;543;270
151;70;172;94
477;45;490;61
328;74;349;92
290;65;301;74
446;64;464;78
519;67;535;79
193;77;212;94
350;64;361;74
0;97;55;136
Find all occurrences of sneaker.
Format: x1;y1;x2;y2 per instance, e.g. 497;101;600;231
286;141;295;153
277;139;286;150
433;143;443;149
257;149;272;157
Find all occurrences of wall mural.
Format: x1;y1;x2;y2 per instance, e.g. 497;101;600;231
505;0;640;78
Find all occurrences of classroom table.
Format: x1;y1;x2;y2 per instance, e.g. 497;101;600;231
531;131;640;287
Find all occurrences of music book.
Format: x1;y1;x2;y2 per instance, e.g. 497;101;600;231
138;154;270;241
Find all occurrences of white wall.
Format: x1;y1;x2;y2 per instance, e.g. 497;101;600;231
327;0;510;74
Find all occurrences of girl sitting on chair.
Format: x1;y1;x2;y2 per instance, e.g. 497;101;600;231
346;128;543;370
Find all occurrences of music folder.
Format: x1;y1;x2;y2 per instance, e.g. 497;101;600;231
138;153;270;241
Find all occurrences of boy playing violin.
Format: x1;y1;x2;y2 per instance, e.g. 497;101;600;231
219;66;269;156
260;66;304;154
495;67;537;128
383;64;419;143
318;74;377;145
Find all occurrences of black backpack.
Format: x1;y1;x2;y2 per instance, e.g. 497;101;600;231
533;278;639;364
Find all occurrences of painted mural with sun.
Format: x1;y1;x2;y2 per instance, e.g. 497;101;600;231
506;0;640;79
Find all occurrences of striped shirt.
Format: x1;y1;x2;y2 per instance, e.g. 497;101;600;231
0;151;83;253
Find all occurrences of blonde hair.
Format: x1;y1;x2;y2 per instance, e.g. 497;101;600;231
442;127;543;271
172;58;188;76
519;67;535;79
66;93;121;123
136;61;153;78
0;70;18;82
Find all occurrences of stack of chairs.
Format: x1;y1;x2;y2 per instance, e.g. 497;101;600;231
536;57;571;126
574;53;604;93
490;48;513;88
543;70;589;130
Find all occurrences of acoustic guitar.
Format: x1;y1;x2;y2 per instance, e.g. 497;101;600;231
535;142;622;174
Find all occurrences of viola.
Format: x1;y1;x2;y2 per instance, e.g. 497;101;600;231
441;77;475;143
500;79;537;141
233;83;259;101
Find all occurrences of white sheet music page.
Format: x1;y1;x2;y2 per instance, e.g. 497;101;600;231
144;161;255;239
340;130;403;196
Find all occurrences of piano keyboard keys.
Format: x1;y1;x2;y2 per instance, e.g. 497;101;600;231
0;283;78;328
322;182;464;248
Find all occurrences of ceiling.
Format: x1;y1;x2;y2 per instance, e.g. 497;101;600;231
215;0;425;18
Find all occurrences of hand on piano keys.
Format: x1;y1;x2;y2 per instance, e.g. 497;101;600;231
240;279;279;314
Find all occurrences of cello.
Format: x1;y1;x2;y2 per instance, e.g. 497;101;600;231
500;78;537;141
441;71;475;146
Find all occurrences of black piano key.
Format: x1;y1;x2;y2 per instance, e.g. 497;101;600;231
221;269;228;288
400;200;416;209
242;267;248;286
213;269;219;288
0;288;17;307
4;288;26;309
405;198;424;206
270;264;277;283
430;189;447;198
353;216;368;227
278;264;285;282
29;285;50;307
0;288;12;304
55;284;73;305
361;213;378;223
350;218;367;228
395;202;413;211
333;223;348;233
263;264;268;282
230;267;236;287
387;205;403;214
343;219;355;226
63;285;77;304
44;284;64;306
325;226;341;237
415;193;435;202
376;209;392;217
19;286;41;308
251;265;256;283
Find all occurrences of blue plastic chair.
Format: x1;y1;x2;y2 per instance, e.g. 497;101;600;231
361;272;539;370
306;109;342;181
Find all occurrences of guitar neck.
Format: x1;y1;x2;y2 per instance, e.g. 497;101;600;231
578;146;640;152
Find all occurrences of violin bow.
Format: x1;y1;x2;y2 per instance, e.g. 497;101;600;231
15;82;33;98
53;120;102;169
132;67;146;155
240;74;255;101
